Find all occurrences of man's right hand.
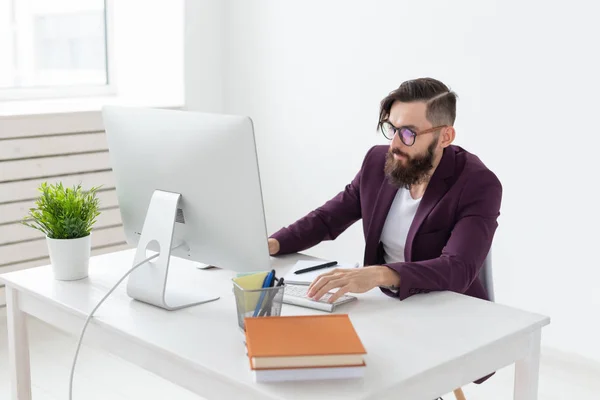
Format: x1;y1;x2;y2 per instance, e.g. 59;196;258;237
268;238;280;255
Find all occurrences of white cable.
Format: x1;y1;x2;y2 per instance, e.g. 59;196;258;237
68;251;162;400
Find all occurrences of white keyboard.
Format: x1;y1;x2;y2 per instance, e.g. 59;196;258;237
282;284;357;312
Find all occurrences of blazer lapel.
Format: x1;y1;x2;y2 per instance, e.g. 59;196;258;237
404;147;455;261
364;180;398;265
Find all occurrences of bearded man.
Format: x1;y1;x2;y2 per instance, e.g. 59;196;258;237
268;77;502;305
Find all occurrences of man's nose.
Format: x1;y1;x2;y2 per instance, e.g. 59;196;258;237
391;131;405;149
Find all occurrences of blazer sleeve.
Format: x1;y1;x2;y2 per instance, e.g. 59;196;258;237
269;147;375;255
382;170;503;300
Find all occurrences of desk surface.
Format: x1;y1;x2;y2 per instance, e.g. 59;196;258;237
0;250;550;400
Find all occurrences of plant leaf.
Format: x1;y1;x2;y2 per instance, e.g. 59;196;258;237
21;182;102;239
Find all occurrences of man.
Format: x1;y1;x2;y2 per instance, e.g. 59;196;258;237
267;77;502;305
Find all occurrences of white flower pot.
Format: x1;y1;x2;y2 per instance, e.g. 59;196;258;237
46;234;91;281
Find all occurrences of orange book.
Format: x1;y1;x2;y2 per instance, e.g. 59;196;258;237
244;314;366;369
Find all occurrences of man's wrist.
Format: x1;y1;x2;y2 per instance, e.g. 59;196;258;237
375;265;401;288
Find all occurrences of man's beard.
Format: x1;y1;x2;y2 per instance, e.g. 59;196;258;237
384;138;438;189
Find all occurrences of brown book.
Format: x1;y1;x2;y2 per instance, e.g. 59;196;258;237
244;314;366;369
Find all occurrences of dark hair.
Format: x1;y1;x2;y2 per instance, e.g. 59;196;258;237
378;78;458;128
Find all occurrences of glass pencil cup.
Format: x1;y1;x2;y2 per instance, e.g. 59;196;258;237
232;280;286;330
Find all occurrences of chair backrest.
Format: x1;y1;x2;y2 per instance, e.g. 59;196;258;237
478;250;494;302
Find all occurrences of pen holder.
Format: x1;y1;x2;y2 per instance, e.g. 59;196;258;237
232;281;286;330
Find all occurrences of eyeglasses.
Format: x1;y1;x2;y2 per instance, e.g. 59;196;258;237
380;121;447;146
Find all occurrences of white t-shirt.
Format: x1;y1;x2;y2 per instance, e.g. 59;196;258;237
380;188;421;264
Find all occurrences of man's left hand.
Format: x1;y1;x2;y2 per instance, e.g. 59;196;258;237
307;265;401;303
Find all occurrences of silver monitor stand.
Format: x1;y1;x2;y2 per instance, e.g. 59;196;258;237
126;190;220;311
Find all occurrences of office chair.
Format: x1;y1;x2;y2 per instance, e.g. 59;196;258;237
452;250;493;400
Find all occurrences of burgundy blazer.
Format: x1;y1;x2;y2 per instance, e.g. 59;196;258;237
271;144;503;302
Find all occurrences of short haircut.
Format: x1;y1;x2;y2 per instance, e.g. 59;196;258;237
378;78;458;128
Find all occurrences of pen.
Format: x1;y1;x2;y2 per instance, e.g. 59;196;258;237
294;261;337;275
259;277;284;317
266;278;285;316
253;270;274;317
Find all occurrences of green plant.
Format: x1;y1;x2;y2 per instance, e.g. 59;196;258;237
22;182;101;239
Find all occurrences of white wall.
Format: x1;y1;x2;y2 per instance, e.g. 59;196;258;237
111;0;184;108
186;0;600;363
184;0;224;113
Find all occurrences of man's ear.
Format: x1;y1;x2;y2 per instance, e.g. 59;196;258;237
440;126;456;148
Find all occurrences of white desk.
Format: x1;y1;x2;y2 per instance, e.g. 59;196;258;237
1;249;549;400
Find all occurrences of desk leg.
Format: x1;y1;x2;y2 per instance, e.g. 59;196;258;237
6;286;32;400
513;329;541;400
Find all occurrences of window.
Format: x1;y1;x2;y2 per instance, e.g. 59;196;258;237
0;0;113;100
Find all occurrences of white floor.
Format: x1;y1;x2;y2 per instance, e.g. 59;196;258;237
1;310;599;399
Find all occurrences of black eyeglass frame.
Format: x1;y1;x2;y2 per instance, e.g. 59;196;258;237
380;121;447;146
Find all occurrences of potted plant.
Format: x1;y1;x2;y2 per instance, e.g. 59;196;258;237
21;182;101;281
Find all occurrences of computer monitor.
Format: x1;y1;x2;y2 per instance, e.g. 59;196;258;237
102;106;272;310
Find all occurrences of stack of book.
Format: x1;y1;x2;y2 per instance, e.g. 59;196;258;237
244;314;367;382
